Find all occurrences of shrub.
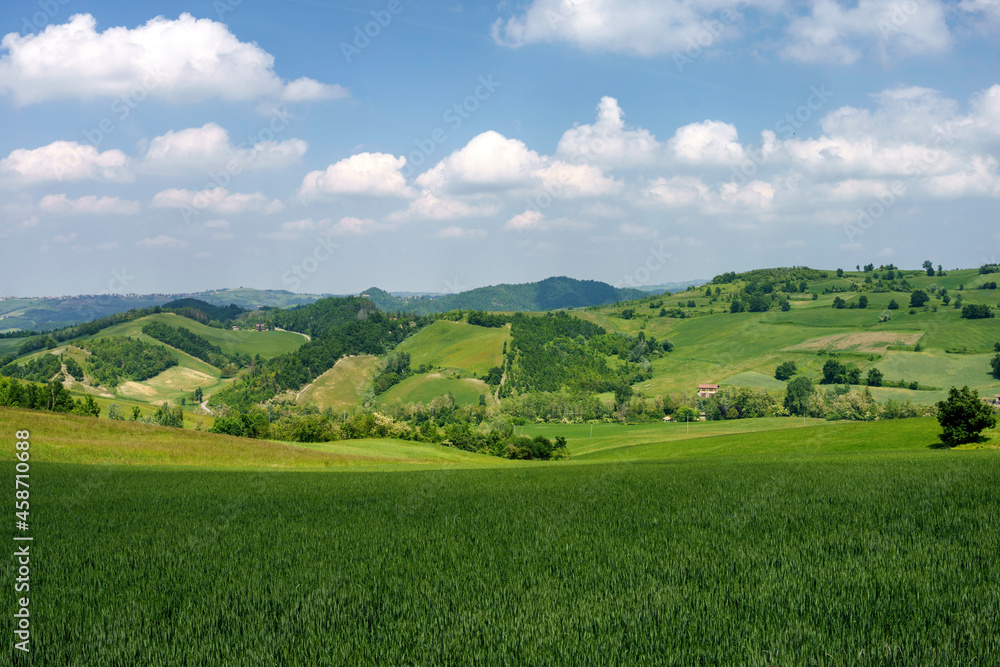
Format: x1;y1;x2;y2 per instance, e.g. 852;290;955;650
936;386;997;446
775;361;797;381
909;290;929;308
961;304;994;320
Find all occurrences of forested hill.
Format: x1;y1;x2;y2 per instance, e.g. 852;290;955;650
363;277;647;314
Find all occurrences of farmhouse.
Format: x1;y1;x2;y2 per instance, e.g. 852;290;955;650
697;384;719;398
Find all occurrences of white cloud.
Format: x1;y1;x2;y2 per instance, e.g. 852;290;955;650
1;141;131;183
505;210;545;231
137;235;187;248
387;190;499;222
0;13;346;105
282;77;348;102
782;0;951;64
556;96;661;168
300;152;413;200
645;176;710;207
39;194;140;216
151;187;283;215
329;217;387;235
417;131;543;193
141;123;307;174
437;226;488;239
538;161;623;197
668;120;746;166
618;222;658;238
53;232;78;243
492;0;759;56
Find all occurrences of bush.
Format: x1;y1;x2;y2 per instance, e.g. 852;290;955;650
774;361;797;381
936;386;997;446
887;299;899;310
961;304;994;320
909;290;929;308
832;297;846;309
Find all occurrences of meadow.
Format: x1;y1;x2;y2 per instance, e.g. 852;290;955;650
9;436;999;665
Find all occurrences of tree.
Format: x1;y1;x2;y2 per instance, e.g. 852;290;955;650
837;268;844;278
107;403;125;420
775;361;797;381
992;354;1000;380
864;263;875;272
194;386;204;403
887;299;899;310
909;290;929;308
857;295;868;309
923;260;934;277
613;381;634;410
784;376;814;416
942;294;951;305
936;386;997;446
866;368;884;387
822;359;846;384
832;297;846;309
961;304;994;320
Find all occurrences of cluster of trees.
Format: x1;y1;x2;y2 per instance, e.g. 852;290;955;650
467;311;509;328
373;352;412;394
0;353;62;383
961;304;994;320
107;402;183;427
504;312;653;395
979;282;998;290
0;376;99;416
140;321;247;372
979;264;999;275
210;398;568;460
160;298;247;326
81;337;177;388
832;295;869;309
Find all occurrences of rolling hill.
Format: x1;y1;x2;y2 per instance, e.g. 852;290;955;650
362;276;647;314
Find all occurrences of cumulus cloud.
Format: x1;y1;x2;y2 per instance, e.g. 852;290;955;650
505;210;545;231
781;0;951;64
151;187;283;215
300;153;413;200
386;191;499;222
137;235;187;248
556;97;661;168
1;141;131;183
38;194;140;216
141;123;307;174
491;0;759;56
668;120;746;166
0;13;346;105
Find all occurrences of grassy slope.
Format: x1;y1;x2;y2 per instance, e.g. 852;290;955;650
297;354;381;410
378;373;492;407
89;312;306;359
392;320;509;376
0;407;500;469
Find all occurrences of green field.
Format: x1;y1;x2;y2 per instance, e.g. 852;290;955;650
6;412;1000;664
378;373;493;407
297;354;381;410
392;320;509;376
91;313;307;359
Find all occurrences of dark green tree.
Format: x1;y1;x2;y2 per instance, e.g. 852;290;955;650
857;295;868;309
784;376;814;416
923;260;934;277
991;354;1000;380
774;361;797;381
866;368;883;387
909;290;929;308
936;386;997;446
887;299;899;310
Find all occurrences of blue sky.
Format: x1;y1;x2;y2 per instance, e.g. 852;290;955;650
1;0;998;297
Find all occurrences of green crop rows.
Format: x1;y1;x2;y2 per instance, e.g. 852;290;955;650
12;451;1000;665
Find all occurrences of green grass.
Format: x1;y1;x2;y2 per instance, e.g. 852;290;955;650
393;320;509;376
721;370;788;390
89;313;306;359
0;407;493;469
297;354;381;410
378;373;492;407
10;440;1000;664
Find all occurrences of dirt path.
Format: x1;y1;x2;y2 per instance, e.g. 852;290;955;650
199;400;214;416
275;327;311;342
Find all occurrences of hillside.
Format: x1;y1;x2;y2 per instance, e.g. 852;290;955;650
362;277;647;314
